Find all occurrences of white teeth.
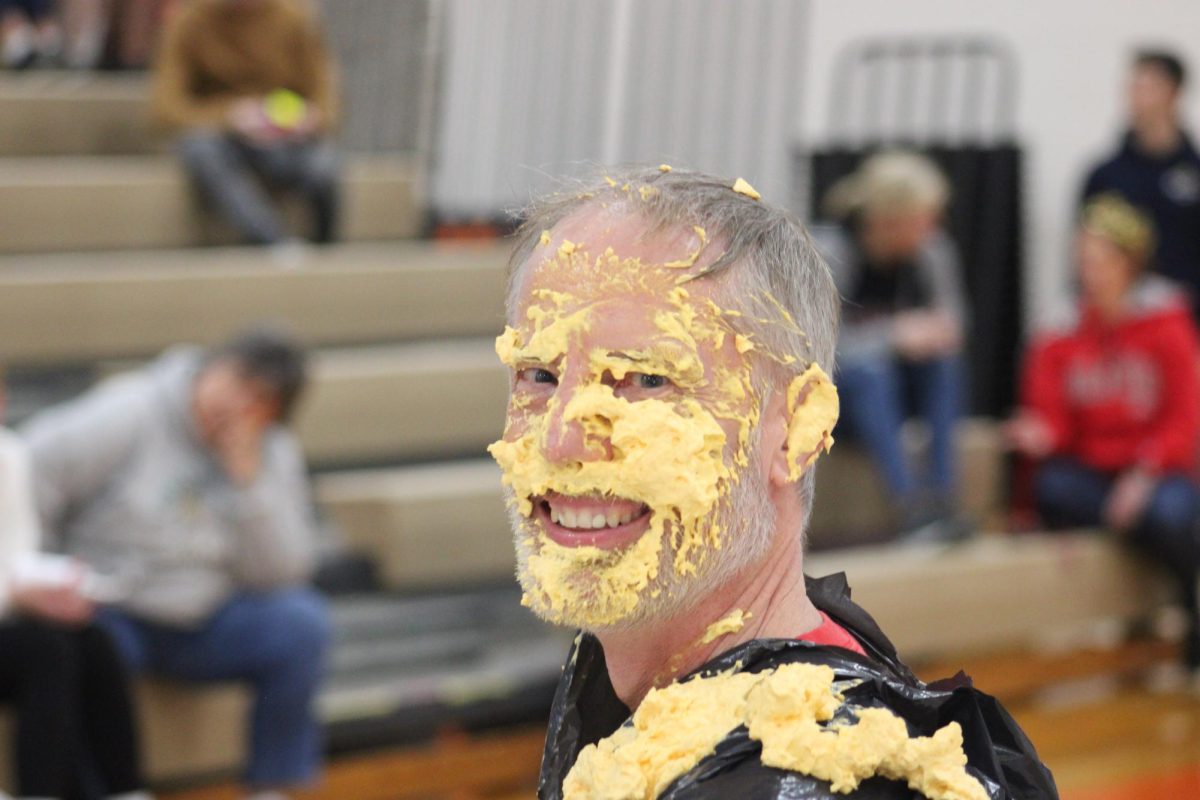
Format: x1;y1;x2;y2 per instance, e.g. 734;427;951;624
546;501;646;530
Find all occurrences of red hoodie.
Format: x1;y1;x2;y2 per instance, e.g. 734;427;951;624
1021;278;1200;475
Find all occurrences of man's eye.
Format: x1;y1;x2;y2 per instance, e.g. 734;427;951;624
633;373;669;390
519;367;558;385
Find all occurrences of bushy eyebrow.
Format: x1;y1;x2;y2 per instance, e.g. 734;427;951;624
509;352;563;369
604;350;648;363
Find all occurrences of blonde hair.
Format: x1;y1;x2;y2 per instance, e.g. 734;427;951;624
1081;193;1156;270
823;151;950;219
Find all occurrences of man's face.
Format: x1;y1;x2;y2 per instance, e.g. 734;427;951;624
1128;64;1179;126
489;209;837;630
192;360;279;444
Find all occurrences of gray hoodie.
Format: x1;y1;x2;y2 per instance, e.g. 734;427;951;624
22;347;318;628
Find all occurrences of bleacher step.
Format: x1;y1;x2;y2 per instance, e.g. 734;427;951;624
806;533;1173;661
0;154;419;253
0;73;153;156
0;241;508;366
316;460;513;588
300;340;507;466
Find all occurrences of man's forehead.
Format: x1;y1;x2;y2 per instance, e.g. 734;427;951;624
514;207;726;307
547;206;704;260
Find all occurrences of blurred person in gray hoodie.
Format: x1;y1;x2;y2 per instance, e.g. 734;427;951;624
22;328;329;800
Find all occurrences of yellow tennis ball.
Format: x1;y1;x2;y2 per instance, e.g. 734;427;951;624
264;89;307;130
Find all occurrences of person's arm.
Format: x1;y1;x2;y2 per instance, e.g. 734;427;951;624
1102;312;1199;530
0;435;41;615
20;378;146;545
150;8;236;131
919;230;968;339
1014;336;1074;457
1133;312;1200;475
223;431;319;589
292;8;339;134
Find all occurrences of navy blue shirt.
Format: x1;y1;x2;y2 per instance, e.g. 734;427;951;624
1082;130;1200;312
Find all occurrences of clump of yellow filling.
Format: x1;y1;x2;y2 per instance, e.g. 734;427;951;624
698;608;751;645
565;670;763;800
785;364;840;480
731;177;762;200
564;664;987;800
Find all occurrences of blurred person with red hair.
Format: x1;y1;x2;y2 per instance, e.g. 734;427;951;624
1008;194;1200;669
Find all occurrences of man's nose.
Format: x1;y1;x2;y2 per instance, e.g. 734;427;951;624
542;387;613;464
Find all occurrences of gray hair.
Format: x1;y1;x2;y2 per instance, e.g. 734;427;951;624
504;165;840;534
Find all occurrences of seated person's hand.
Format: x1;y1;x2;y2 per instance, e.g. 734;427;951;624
228;96;280;144
1003;412;1054;458
291;105;322;140
893;311;960;360
11;564;96;626
234;90;321;143
927;312;962;355
1104;468;1156;532
213;414;269;487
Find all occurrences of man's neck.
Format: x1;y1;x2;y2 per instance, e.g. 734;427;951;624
1132;116;1183;157
595;509;822;709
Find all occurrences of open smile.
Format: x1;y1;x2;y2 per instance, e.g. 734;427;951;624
533;491;653;549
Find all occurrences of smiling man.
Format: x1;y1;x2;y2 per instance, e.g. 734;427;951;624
491;167;1057;800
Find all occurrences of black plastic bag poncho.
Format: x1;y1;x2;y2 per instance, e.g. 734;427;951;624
538;573;1059;799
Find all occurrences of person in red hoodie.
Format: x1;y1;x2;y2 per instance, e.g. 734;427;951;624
1008;193;1200;668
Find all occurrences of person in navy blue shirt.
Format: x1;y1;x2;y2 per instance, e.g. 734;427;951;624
1082;50;1200;315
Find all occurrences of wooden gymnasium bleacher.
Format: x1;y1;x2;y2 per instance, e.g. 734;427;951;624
0;73;1189;800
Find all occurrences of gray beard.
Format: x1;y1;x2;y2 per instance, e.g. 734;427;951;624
508;456;777;632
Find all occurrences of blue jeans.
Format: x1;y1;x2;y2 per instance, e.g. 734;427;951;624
836;354;963;507
1034;458;1200;573
1035;458;1200;665
97;588;331;788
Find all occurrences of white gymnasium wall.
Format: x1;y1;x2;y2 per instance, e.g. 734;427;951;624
800;0;1200;329
432;0;810;219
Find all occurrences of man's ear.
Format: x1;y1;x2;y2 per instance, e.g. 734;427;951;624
762;389;793;490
